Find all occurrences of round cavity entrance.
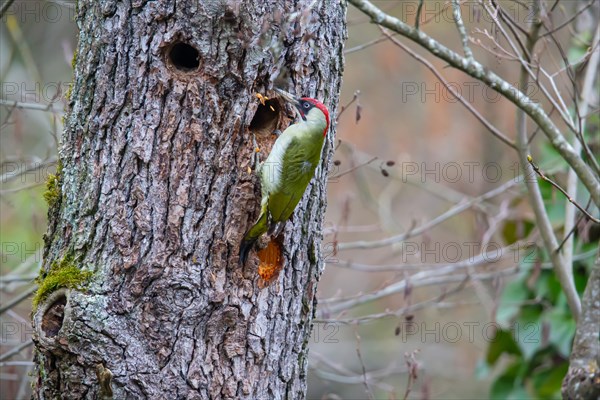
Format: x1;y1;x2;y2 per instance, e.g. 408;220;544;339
41;294;67;338
168;42;200;71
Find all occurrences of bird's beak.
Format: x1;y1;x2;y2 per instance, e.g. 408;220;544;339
273;88;306;121
273;88;298;104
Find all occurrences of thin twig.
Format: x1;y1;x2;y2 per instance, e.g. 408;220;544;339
452;0;474;61
480;0;577;132
335;90;360;122
0;99;63;113
0;286;37;315
403;350;420;400
415;0;424;29
558;199;593;254
338;176;518;250
564;24;600;273
309;352;399;392
330;157;377;179
320;277;471;325
540;0;596;38
347;0;600;207
0;0;16;19
527;155;599;224
0;340;34;362
491;0;530;59
331;247;596;276
320;265;519;315
345;35;389;55
515;0;581;320
353;329;375;400
380;27;515;149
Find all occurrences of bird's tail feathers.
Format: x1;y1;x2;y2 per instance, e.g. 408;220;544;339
239;208;269;265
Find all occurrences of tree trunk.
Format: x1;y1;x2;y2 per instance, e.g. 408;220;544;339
562;260;600;400
31;1;346;398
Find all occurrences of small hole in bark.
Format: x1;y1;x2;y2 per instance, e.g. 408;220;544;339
249;99;281;136
168;42;200;71
41;294;67;338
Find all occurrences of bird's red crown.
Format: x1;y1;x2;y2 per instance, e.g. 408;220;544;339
302;97;329;137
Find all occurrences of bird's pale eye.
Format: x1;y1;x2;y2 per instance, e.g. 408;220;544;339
304;103;310;108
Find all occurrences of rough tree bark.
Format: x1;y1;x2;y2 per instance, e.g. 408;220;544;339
562;262;600;400
30;1;346;398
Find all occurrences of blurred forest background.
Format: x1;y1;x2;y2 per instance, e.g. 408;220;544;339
1;1;598;399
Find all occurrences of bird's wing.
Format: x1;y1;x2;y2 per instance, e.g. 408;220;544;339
266;136;320;223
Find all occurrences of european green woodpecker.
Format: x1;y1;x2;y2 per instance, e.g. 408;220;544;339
239;89;329;265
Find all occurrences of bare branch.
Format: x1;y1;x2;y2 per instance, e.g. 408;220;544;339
345;35;389;55
347;0;600;207
565;24;600;272
0;99;64;113
309;352;400;392
452;0;474;61
527;155;600;224
415;0;424;29
0;286;37;315
480;1;577;131
331;247;597;275
540;0;597;38
353;329;375;400
330;156;377;179
380;27;515;149
515;0;581;320
0;0;16;19
0;341;34;362
338;176;519;250
562;257;600;398
319;277;471;325
319;265;519;315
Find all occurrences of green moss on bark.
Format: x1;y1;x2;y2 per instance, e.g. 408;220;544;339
32;253;93;310
43;161;63;208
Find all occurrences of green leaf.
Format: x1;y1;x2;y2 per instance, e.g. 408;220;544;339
544;309;576;358
508;386;532;400
491;374;517;400
490;361;529;400
574;263;591;294
567;46;586;65
531;361;568;399
487;329;522;365
497;275;531;328
514;305;543;361
534;270;562;304
567;30;592;66
502;219;535;245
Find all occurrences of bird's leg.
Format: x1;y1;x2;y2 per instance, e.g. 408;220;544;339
272;129;282;137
